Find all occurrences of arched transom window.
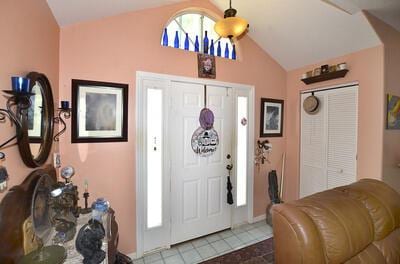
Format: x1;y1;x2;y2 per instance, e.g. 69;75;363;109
161;12;236;60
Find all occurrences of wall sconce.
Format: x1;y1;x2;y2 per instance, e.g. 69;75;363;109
0;152;8;192
53;100;71;142
0;76;33;149
255;139;272;165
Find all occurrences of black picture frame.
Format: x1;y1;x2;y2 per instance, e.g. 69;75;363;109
260;98;284;137
71;79;128;143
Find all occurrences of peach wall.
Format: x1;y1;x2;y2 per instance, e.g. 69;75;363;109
366;13;400;192
0;0;59;201
285;46;385;201
59;0;286;254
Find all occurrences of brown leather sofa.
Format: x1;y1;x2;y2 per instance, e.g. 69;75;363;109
272;179;400;263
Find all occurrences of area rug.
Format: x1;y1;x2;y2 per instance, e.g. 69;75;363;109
202;238;274;264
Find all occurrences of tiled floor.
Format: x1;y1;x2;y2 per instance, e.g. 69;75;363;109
133;220;273;264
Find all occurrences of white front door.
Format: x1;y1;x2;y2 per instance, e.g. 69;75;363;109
169;81;233;244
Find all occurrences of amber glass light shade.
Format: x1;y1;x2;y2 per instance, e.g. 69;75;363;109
214;16;248;38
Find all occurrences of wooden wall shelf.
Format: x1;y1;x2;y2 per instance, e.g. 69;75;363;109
301;69;349;85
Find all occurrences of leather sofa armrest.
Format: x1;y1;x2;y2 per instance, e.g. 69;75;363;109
272;203;326;264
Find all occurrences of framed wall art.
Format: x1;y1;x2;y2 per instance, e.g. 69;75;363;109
387;94;400;129
71;79;128;143
260;98;284;137
198;54;216;79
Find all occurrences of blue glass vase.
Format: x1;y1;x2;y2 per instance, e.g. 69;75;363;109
210;40;215;56
194;35;199;52
184;33;189;50
203;30;209;54
162;28;168;46
217;41;222;57
174;31;179;48
232;44;236;60
224;43;230;58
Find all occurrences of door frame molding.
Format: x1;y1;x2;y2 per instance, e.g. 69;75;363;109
135;71;255;257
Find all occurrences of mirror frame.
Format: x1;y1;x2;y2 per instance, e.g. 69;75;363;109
17;72;54;168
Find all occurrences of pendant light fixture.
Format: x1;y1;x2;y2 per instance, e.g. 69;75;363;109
214;0;249;39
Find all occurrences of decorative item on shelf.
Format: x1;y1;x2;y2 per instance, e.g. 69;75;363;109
162;28;168;46
203;30;209;54
214;0;249;39
49;166;80;243
198;54;216;79
217;41;222;57
0;76;33;149
81;179;92;214
53;100;71;142
224;43;230;58
337;62;347;70
329;65;337;73
75;218;106;264
260;98;284;137
194;35;200;52
232;44;237;60
174;31;179;48
313;67;321;76
321;64;329;74
91;198;110;222
0;152;8;192
184;33;189;50
210;39;215;55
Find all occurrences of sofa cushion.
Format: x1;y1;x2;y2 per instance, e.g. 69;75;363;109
335;179;400;240
373;228;400;264
291;190;374;263
344;244;386;264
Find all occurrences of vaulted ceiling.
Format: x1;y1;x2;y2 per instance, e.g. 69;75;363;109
46;0;400;70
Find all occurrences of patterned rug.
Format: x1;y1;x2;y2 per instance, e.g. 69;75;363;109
201;238;274;264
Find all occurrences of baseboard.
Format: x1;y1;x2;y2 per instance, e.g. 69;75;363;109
127;252;137;260
252;214;266;223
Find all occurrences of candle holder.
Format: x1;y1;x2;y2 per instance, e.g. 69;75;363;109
0;77;33;149
53;101;71;142
80;191;92;214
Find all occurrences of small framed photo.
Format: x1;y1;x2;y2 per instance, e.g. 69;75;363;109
260;98;284;137
71;79;128;143
198;54;216;79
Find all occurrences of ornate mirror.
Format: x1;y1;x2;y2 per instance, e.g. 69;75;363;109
17;72;54;168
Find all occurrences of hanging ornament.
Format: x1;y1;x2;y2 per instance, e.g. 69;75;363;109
192;85;219;157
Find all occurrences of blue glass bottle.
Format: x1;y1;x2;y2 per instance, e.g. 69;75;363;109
217;41;222;57
194;35;199;52
184;33;189;50
210;40;215;56
162;28;168;46
174;31;179;48
224;43;230;58
232;44;236;60
203;30;209;54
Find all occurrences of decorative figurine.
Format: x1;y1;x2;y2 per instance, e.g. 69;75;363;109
75;219;106;264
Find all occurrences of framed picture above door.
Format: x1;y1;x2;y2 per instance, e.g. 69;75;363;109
71;79;129;143
260;98;284;137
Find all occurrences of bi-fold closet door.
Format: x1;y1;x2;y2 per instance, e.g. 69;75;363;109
300;85;358;198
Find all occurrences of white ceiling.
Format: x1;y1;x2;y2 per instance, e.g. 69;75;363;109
46;0;399;70
46;0;186;26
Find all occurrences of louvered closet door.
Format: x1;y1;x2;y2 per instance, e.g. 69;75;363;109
326;86;358;188
300;85;358;198
300;93;327;198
